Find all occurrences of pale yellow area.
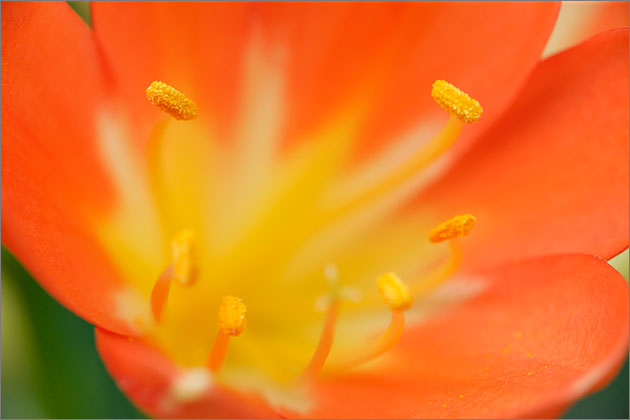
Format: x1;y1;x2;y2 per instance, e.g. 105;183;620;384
609;248;629;281
543;1;626;58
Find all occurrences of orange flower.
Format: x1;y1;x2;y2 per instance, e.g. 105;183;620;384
2;2;628;418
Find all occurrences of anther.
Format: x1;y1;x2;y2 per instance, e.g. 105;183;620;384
377;272;413;311
146;81;197;120
327;273;411;374
172;229;199;286
428;214;477;243
431;80;483;124
207;296;247;372
218;295;247;336
150;229;199;322
413;215;477;297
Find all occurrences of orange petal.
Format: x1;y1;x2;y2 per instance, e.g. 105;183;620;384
416;29;629;269
92;2;252;147
95;328;279;419
299;254;628;418
1;2;136;334
92;2;559;160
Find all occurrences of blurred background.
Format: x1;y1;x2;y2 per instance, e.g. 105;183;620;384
2;2;629;418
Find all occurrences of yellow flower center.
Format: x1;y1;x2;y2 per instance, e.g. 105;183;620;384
98;73;482;411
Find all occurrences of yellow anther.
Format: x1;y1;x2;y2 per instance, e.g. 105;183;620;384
377;272;412;311
172;229;198;286
146;81;197;120
431;80;482;124
218;295;247;336
428;214;477;243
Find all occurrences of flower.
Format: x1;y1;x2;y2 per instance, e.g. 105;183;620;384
1;2;628;418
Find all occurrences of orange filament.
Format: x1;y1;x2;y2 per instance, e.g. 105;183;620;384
207;296;247;372
150;265;173;322
207;330;231;373
344;309;406;371
301;299;340;380
326;309;406;375
326;273;411;374
413;237;463;297
149;229;199;322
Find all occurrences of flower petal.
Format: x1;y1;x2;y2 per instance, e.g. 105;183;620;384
300;254;628;418
1;2;133;334
95;328;279;419
92;2;559;159
416;29;629;268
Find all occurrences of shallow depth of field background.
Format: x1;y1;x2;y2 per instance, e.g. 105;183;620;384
1;2;628;418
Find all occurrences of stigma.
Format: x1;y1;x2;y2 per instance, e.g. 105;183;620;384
377;272;412;311
431;80;482;123
145;81;197;120
428;214;477;243
218;295;247;336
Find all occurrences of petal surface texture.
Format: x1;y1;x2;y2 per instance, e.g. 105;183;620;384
96;328;279;419
91;2;559;159
417;29;629;269
304;254;629;419
1;2;135;334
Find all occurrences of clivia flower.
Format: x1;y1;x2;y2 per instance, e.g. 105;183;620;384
2;2;628;418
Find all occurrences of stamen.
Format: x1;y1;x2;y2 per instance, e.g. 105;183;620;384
431;80;483;124
218;295;247;336
172;229;199;286
413;214;477;297
150;265;173;322
428;214;477;243
301;299;339;380
323;80;482;231
302;266;365;380
149;229;199;322
146;81;197;120
377;272;413;310
327;273;411;374
207;296;247;372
